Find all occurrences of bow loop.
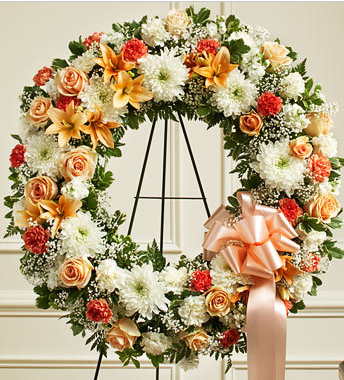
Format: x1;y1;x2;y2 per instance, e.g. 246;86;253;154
234;215;269;245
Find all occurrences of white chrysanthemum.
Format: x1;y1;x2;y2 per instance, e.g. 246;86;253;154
289;273;313;302
312;135;337;158
78;76;128;122
96;259;125;293
283;103;310;132
280;72;305;100
159;266;188;295
13;198;26;226
141;17;170;47
210;254;253;292
71;47;98;73
43;77;59;102
252;139;307;196
61;178;89;200
18;116;40;143
118;263;169;319
178;353;200;371
138;51;189;102
141;332;172;355
178;295;209;326
100;32;125;53
210;69;257;117
60;211;105;258
25;132;64;178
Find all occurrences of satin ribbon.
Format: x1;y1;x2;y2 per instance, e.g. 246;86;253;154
202;192;300;380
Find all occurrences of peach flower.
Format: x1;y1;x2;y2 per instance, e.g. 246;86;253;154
239;110;263;136
59;146;97;181
180;329;209;351
165;9;191;36
24;176;58;204
305;112;333;137
58;257;93;289
307;154;332;183
56;67;88;97
204;287;233;317
304;192;341;222
105;318;141;352
26;97;52;125
262;41;292;70
289;136;313;159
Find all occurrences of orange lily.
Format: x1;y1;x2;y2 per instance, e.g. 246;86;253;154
83;105;121;149
46;102;88;147
275;255;302;286
15;198;45;228
230;285;250;305
94;43;135;84
39;194;82;237
193;46;238;88
112;71;153;110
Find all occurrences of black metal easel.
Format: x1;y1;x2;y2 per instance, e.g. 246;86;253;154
93;112;211;380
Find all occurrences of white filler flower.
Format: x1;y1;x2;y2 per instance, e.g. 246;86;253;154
118;263;169;319
96;259;125;293
60;211;105;258
139;50;189;102
289;273;313;302
280;72;305;100
178;295;210;326
141;332;172;355
253;139;306;196
61;178;89;200
159;266;188;295
141;17;170;47
283;103;310;133
211;69;257;117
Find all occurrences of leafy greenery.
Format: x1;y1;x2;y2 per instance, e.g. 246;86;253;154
136;240;166;271
186;5;211;26
51;58;69;70
68;36;87;60
222;39;251;64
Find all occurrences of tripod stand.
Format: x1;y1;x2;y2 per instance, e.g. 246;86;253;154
93;112;211;380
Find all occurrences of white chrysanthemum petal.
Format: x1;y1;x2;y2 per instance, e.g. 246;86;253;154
61;177;89;200
210;69;257;117
141;332;172;355
118;263;169;319
280;72;305;100
60;211;105;258
159;266;188;295
71;47;98;73
100;32;125;53
178;295;209;326
138;50;189;102
252;139;307;196
141;18;170;47
96;259;125;293
283;103;310;133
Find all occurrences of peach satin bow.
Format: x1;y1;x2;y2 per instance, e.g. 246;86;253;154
202;192;300;380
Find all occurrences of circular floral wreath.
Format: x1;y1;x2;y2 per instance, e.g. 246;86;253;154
5;6;344;372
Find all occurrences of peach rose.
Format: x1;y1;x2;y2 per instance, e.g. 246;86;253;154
24;176;58;204
165;9;191;36
58;258;93;289
56;66;88;97
105;318;141;352
180;329;209;351
304;192;341;223
305;112;333;137
26;96;52;125
59;146;97;181
204;287;233;317
289;136;313;159
262;41;292;70
239;110;263;136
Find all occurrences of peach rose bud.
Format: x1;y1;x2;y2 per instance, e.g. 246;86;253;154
289;136;312;159
25;176;58;203
304;192;341;223
26;97;52;126
262;41;292;70
239;110;263;136
105;318;141;352
58;257;93;289
56;66;88;97
180;328;209;351
305;112;333;137
165;9;191;36
204;287;233;317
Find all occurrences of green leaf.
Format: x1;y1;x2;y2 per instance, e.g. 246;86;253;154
290;300;305;314
196;106;211;118
225;15;241;34
293;58;307;78
68;38;87;57
223;39;251;64
328;216;343;229
51;58;69;70
326;245;344;259
92;166;114;191
71;323;84;336
11;134;22;143
286;46;297;61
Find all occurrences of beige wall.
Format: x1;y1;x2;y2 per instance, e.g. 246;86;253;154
0;2;343;380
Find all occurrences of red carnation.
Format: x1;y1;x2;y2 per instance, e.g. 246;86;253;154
82;32;104;49
307;154;332;183
121;38;148;63
220;329;240;348
301;254;320;273
22;225;50;255
86;299;113;324
257;92;282;118
33;66;53;86
56;96;79;111
279;198;303;226
196;39;221;55
190;269;212;293
283;299;293;316
10;144;26;168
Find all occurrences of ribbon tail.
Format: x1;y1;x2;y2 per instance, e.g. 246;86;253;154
247;276;286;380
